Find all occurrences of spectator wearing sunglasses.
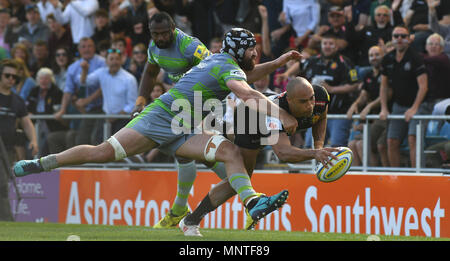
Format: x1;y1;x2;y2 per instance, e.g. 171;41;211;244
52;47;73;92
80;48;137;134
10;58;37;161
127;43;147;82
0;59;38;165
379;26;429;168
0;59;33;221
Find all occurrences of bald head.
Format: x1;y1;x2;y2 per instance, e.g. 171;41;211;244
286;77;315;118
368;45;383;67
286;77;313;97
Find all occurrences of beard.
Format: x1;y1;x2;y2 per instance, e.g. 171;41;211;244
154;31;174;49
376;21;388;29
155;40;172;49
369;58;381;68
238;56;256;71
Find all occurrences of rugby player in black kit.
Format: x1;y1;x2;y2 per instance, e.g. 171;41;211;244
180;76;341;235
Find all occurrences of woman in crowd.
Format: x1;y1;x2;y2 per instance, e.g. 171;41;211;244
52;47;73;92
127;43;147;82
13;57;35;101
26;68;69;156
10;43;30;67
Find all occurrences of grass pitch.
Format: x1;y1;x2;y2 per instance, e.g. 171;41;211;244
0;221;448;241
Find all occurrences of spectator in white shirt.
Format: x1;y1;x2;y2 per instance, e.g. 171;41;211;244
278;0;320;48
80;48;138;134
37;0;61;23
52;0;99;45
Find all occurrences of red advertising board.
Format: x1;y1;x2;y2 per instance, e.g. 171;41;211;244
58;169;450;238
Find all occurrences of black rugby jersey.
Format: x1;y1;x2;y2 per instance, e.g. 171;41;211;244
380;47;426;107
276;84;330;132
301;54;358;114
233;84;330;149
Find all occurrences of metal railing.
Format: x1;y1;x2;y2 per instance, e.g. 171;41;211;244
289;114;450;174
29;113;450;174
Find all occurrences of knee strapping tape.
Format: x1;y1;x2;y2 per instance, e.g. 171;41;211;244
204;135;227;162
107;136;127;160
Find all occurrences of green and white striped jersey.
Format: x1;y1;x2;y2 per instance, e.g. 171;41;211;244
155;53;247;127
147;28;210;83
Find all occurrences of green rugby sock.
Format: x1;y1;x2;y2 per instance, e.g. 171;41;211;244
172;160;197;216
211;162;227;180
40;155;59;171
228;173;257;204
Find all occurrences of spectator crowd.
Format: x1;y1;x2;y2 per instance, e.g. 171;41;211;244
0;0;449;169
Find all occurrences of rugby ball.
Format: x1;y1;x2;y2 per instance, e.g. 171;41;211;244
315;147;353;182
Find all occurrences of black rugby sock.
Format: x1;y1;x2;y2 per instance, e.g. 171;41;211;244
184;193;217;225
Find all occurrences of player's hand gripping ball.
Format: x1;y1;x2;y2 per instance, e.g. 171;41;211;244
315;147;353;182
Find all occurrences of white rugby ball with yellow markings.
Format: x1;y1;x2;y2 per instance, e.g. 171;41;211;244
315;147;353;182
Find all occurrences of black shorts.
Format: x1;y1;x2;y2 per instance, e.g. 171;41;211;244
233;134;265;150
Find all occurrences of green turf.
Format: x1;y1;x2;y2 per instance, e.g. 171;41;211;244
0;221;449;241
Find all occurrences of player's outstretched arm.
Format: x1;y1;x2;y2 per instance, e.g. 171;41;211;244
272;132;338;167
245;50;302;84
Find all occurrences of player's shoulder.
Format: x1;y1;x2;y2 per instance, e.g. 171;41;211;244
313;84;330;103
176;28;209;55
216;54;246;81
146;40;159;58
177;28;202;45
213;53;241;70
